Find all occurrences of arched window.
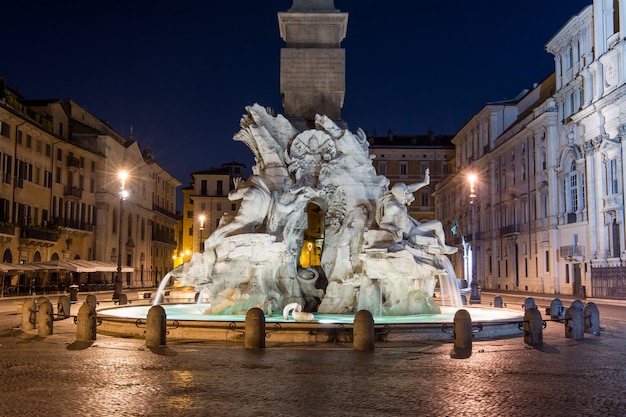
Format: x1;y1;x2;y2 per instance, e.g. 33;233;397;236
33;251;41;262
2;249;12;263
563;154;585;223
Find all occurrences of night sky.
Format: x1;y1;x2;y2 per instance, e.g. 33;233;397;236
2;0;591;193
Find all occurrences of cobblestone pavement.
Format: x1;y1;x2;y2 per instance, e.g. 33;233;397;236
0;299;625;417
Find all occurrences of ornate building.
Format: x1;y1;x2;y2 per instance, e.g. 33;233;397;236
436;0;626;299
0;81;180;293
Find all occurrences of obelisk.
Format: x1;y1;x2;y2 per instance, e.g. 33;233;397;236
278;0;348;128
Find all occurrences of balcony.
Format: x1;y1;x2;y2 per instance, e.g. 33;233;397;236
64;186;83;199
153;204;181;220
0;222;15;235
501;224;520;236
152;232;177;246
19;225;61;243
560;245;585;260
66;156;81;169
51;217;94;232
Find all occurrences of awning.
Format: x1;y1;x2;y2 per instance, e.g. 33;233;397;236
0;261;133;273
0;263;42;274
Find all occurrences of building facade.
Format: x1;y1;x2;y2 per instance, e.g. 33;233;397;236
0;81;180;293
436;0;626;300
368;130;455;223
176;162;246;261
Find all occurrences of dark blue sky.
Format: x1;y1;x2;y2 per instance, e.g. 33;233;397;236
2;0;590;189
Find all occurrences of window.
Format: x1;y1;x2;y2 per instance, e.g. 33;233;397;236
45;143;51;157
36;139;42;154
26;134;32;149
217;203;222;211
17;130;23;145
112;209;118;233
44;171;52;188
231;203;236;211
2;154;12;184
216;180;222;196
400;163;407;176
609;159;619;194
378;161;387;176
0;121;11;138
57;148;62;161
56;167;61;183
187;211;194;218
421;192;429;206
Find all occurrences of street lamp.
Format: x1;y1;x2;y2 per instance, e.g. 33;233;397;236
468;173;480;303
199;215;205;253
113;170;128;301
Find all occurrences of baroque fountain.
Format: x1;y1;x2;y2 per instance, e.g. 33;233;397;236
98;105;523;342
97;1;523;342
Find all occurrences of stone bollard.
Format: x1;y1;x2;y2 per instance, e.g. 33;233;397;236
570;299;585;311
564;301;584;340
244;308;265;349
118;293;128;305
146;305;167;347
37;300;54;336
549;298;564;321
76;302;97;342
523;297;536;310
451;309;472;359
523;307;543;346
37;296;50;307
57;295;71;320
86;294;98;307
353;310;375;351
21;299;36;331
493;295;503;308
584;302;601;336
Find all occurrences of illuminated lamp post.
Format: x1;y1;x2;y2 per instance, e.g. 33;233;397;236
113;170;128;301
468;173;480;303
199;215;205;253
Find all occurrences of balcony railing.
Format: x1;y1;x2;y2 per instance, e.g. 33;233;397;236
501;224;520;236
153;204;181;220
20;225;61;242
51;217;94;232
0;222;15;235
64;186;83;198
152;232;177;246
66;156;81;169
560;245;585;259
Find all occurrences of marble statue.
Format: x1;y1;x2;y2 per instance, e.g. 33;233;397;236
169;104;458;316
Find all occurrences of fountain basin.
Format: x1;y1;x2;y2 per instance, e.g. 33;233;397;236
96;304;524;343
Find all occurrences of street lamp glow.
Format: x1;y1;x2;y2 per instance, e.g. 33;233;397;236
118;170;128;189
468;173;477;200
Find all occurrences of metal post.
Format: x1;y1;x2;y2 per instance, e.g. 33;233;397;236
199;215;205;253
469;176;480;303
113;172;127;301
